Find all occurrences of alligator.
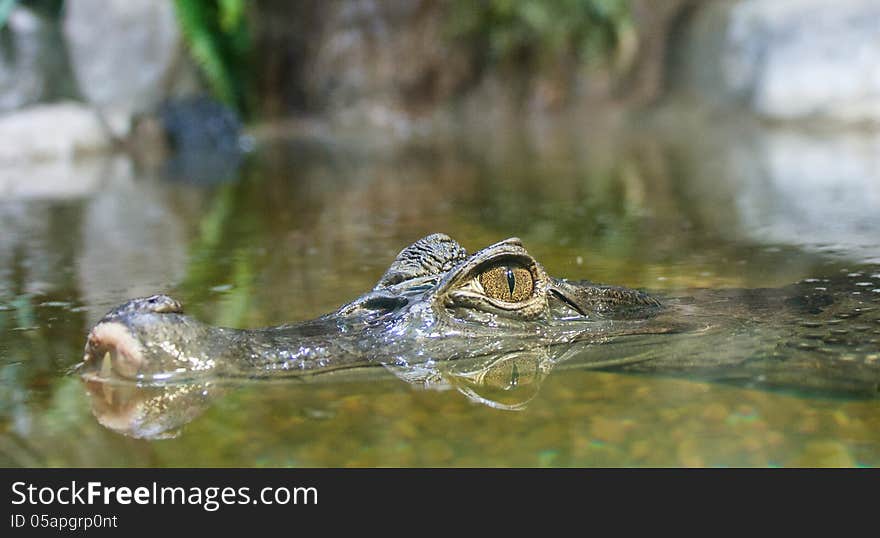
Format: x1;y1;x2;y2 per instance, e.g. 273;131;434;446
79;233;880;402
79;233;668;379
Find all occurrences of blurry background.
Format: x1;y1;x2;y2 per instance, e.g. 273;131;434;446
2;0;879;266
1;0;880;467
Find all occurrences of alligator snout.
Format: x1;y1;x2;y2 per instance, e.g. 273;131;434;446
83;320;148;379
81;295;186;380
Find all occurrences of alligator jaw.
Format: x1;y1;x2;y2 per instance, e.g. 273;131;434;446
82;321;147;379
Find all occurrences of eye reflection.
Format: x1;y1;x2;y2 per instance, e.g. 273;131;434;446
479;265;533;302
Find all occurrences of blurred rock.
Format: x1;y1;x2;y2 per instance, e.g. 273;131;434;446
136;96;245;184
306;1;472;111
674;0;880;124
0;7;73;113
62;0;200;137
625;0;700;105
254;0;474;129
159;96;242;154
0;102;114;163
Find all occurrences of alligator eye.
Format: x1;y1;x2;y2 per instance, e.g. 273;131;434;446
479;265;533;302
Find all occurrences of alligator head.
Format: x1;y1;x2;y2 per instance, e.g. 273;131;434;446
79;234;668;382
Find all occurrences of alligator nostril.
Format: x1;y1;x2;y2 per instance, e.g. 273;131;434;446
550;289;587;316
361;295;409;311
143;295;183;314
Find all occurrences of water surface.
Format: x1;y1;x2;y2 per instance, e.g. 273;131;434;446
2;114;879;467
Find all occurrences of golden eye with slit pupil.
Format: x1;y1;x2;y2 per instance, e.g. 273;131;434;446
479;266;533;302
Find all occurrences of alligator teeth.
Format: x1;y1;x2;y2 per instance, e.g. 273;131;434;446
101;351;112;378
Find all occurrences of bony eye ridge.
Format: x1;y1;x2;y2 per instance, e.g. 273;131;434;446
479;265;533;302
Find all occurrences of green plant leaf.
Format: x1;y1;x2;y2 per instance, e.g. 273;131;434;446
218;0;244;32
172;0;250;115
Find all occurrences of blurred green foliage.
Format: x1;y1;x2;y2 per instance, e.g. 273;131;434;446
448;0;632;68
3;0;630;115
172;0;251;115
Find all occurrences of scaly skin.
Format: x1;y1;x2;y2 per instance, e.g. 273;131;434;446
79;234;668;381
79;233;880;396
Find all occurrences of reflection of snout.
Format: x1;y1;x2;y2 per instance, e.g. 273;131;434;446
82;378;151;437
81;377;220;440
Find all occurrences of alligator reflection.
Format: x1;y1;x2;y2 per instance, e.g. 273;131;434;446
79;342;637;440
81;377;222;440
79;266;880;440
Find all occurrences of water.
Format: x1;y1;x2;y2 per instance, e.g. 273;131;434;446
1;113;880;467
